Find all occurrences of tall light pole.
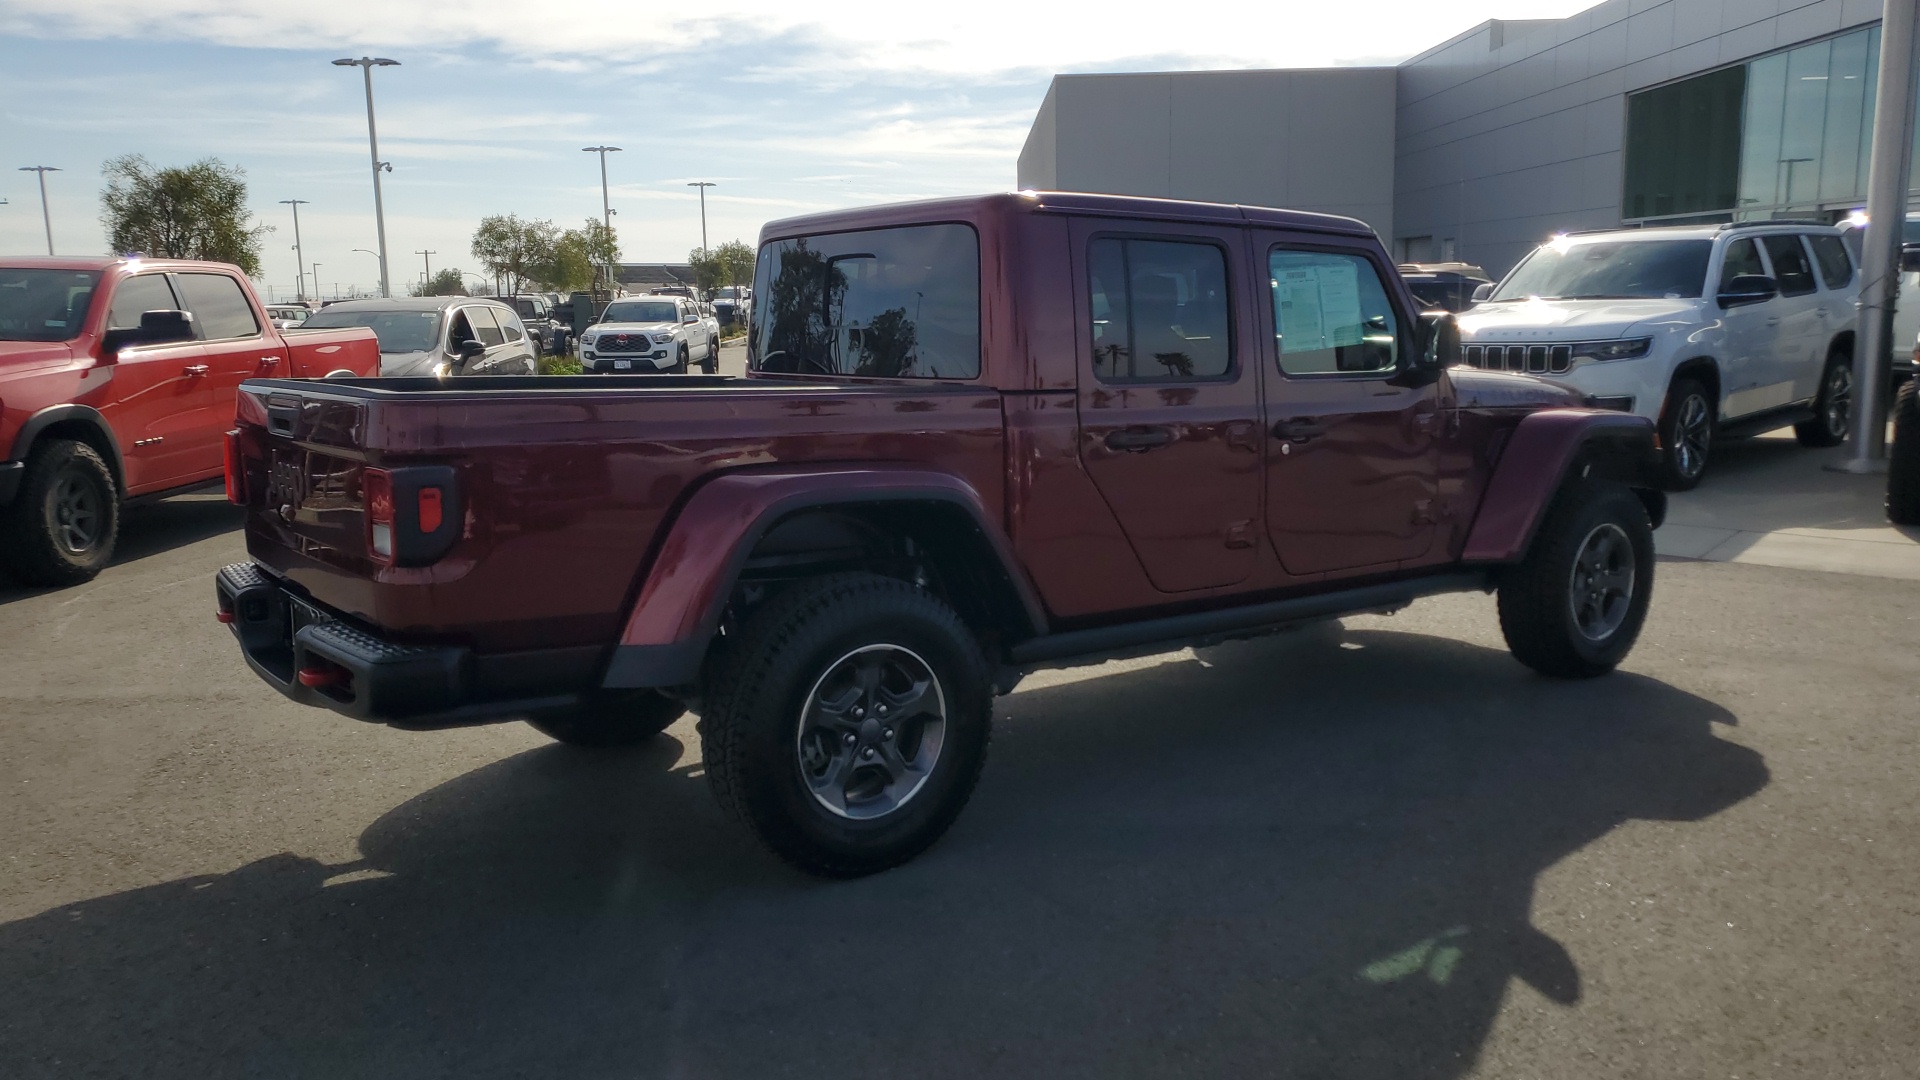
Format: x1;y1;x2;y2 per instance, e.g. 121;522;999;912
279;199;309;301
352;249;381;297
333;57;400;298
582;145;621;290
416;249;435;288
19;166;60;255
312;263;323;302
687;181;716;253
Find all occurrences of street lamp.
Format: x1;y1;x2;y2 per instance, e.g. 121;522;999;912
687;181;716;253
415;249;436;287
333;57;400;298
19;166;60;255
311;263;323;302
279;199;309;301
582;145;622;290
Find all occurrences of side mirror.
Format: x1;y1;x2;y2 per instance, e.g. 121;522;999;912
1717;273;1778;308
1470;282;1495;304
100;309;195;355
1901;244;1920;273
458;338;487;360
683;314;699;324
1415;311;1461;373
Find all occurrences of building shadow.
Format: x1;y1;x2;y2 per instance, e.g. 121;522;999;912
0;624;1768;1079
0;493;242;605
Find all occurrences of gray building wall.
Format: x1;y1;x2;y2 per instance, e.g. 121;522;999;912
1016;67;1398;240
1394;0;1882;277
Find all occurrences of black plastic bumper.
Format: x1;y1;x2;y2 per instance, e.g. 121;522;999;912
0;460;22;506
215;562;582;729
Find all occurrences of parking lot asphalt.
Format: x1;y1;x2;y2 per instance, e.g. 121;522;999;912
3;481;1918;1078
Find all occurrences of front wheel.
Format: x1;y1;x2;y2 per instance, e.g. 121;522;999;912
1795;354;1852;448
1658;378;1714;490
0;438;120;587
1497;480;1654;679
701;572;993;877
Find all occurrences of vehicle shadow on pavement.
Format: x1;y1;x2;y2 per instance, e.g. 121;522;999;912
0;493;241;605
0;625;1768;1079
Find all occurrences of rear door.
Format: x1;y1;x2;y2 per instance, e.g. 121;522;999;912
96;271;208;491
175;271;278;474
1757;234;1824;411
1256;235;1440;576
1071;218;1263;593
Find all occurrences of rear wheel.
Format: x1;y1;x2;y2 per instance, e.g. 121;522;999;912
526;690;685;747
1795;353;1852;448
1889;380;1920;525
0;439;119;588
1497;480;1654;678
1658;377;1714;490
701;572;992;877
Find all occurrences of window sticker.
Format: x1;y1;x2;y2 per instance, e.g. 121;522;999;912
1274;260;1362;353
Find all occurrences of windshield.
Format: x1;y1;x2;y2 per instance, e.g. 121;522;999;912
603;301;678;323
0;269;101;342
1490;239;1713;301
301;308;442;353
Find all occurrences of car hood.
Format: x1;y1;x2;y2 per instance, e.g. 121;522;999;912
1448;366;1588;410
1458;297;1700;341
0;340;75;373
379;350;443;377
589;321;676;334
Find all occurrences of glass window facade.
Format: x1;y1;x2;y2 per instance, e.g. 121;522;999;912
1625;25;1919;225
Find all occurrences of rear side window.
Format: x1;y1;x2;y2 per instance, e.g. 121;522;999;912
500;312;524;342
1719;238;1764;289
1270;250;1400;375
1762;236;1816;297
175;273;260;339
1087;238;1232;381
108;274;179;331
751;222;980;379
1807;234;1854;290
466;305;505;346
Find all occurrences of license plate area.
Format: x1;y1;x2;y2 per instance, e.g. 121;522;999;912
614;359;632;370
289;596;335;640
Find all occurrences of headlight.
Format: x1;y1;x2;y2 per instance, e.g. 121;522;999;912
1573;337;1653;362
652;332;675;344
579;333;598;346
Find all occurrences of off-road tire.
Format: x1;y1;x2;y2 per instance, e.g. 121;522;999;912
0;438;119;587
701;572;993;877
1497;479;1654;679
702;338;718;374
525;690;685;747
673;344;690;374
1888;380;1920;525
1657;377;1714;490
1794;352;1852;448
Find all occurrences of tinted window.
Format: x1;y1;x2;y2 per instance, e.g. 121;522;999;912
108;274;179;331
1491;239;1713;301
1087;238;1231;381
1762;235;1816;296
752;223;980;379
1270;250;1399;376
499;311;524;342
465;305;505;346
0;269;98;343
1807;234;1854;289
1719;238;1765;289
175;273;259;339
302;308;440;353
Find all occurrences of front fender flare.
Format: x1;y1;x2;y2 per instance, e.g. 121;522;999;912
1461;409;1661;564
6;404;126;495
602;466;1046;689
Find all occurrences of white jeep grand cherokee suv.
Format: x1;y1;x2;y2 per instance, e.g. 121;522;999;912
577;295;719;374
1459;223;1859;488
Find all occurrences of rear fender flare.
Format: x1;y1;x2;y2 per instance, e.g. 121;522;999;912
603;467;1046;689
6;404;126;495
1461;409;1662;564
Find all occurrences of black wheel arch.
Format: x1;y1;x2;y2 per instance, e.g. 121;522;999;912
1668;356;1721;410
7;405;126;496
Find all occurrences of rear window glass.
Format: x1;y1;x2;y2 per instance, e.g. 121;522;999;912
176;273;260;339
1807;234;1853;290
751;223;980;379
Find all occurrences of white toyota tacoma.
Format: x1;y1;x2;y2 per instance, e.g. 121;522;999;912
577;295;719;374
1459;223;1860;488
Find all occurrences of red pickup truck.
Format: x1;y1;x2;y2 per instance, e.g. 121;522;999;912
216;193;1666;876
0;257;378;585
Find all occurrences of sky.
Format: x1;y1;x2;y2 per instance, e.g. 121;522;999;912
0;0;1591;300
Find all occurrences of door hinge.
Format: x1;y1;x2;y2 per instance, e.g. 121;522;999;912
1224;520;1255;549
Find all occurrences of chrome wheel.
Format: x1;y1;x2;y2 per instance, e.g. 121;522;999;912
48;469;102;555
1673;392;1711;479
1568;522;1635;642
795;644;947;820
1822;363;1853;438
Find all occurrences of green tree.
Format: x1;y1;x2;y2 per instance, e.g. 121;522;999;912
471;214;559;295
410;267;468;297
688;246;723;294
99;155;272;275
713;239;756;289
578;219;620;283
532;226;597;293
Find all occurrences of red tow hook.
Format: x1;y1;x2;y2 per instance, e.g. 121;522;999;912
216;608;235;624
297;665;346;688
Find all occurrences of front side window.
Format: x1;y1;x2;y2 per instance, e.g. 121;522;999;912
1490;239;1713;301
1270;250;1399;376
175;273;260;339
1806;234;1854;290
1087;238;1231;381
466;306;505;346
108;274;179;331
1761;235;1816;296
0;269;99;343
752;222;980;379
1719;238;1765;289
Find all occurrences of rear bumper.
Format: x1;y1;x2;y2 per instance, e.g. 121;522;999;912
0;460;22;506
215;562;588;729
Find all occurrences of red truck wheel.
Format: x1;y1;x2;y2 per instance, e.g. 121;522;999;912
0;438;120;587
526;690;685;747
701;572;992;877
1496;479;1654;678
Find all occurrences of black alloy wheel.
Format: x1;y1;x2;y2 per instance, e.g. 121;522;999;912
1795;355;1853;448
1659;378;1714;490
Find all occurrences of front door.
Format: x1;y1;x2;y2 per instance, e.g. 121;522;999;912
94;271;209;492
175;271;276;476
1072;220;1263;593
1257;238;1440;577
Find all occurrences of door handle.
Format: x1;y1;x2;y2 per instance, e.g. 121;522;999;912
1103;426;1174;452
257;355;280;368
183;364;210;377
1765;317;1780;327
1272;417;1327;443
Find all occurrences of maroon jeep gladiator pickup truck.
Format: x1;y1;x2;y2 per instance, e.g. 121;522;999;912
217;192;1665;876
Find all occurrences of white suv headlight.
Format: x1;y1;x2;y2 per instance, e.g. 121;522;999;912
1573;337;1654;362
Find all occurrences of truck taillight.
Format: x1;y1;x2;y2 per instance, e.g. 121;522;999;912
223;430;247;505
363;467;395;564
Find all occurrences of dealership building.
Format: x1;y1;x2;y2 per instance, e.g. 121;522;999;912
1017;0;1907;277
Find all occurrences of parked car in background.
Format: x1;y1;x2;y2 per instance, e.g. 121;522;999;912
1836;213;1919;390
265;304;311;329
1459;222;1860;488
0;257;379;585
1398;262;1492;313
215;191;1668;877
711;284;752;327
578;295;718;373
300;297;538;377
489;294;564;355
